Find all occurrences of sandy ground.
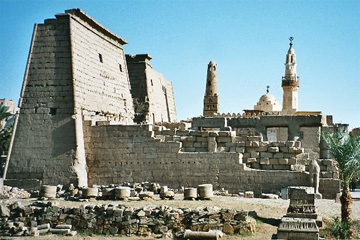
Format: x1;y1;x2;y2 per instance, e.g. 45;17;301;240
3;190;360;240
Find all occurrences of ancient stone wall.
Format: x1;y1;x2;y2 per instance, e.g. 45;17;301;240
83;121;338;197
193;116;327;158
7;9;136;187
6;15;79;185
68;9;134;123
127;54;176;124
155;128;338;178
300;126;321;158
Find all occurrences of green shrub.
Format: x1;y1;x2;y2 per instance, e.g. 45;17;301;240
331;217;351;239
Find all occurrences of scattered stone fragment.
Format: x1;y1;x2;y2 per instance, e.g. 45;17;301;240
0;202;255;237
244;191;254;198
261;193;279;199
139;191;154;200
160;191;175;200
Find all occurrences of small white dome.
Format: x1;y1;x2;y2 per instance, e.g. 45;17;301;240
259;93;276;102
254;93;282;112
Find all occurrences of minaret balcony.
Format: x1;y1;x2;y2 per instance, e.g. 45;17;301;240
282;77;300;87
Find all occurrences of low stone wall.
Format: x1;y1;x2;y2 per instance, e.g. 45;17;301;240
84;122;340;198
155;128;338;177
0;201;255;237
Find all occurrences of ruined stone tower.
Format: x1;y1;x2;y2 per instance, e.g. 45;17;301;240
203;61;219;117
282;37;299;115
126;54;177;124
6;9;135;187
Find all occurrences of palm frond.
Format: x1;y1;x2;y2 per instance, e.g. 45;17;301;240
0;104;12;121
322;129;360;184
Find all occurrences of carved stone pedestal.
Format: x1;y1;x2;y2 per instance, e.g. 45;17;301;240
277;217;319;240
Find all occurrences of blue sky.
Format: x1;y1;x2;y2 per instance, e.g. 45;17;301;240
0;0;359;128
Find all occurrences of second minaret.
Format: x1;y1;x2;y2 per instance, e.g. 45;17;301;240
203;61;219;117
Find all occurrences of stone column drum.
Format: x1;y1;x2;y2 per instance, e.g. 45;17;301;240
40;185;57;198
115;187;131;200
82;187;98;198
197;184;213;200
184;188;198;200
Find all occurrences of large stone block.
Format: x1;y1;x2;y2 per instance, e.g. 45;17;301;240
247;136;262;141
247;158;257;163
260;158;270;165
286;141;295;147
280;147;289;153
260;152;273;158
321;159;333;166
268;147;279;153
269;158;279;165
217;137;232;143
273;165;290;170
288;147;304;154
250;151;259;158
235;147;245;153
278;158;289;165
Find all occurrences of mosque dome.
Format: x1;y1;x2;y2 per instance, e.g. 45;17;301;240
254;87;282;112
259;93;277;102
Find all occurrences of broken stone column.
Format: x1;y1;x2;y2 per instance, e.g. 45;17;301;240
197;184;213;200
183;229;220;240
102;188;114;199
40;185;57;198
115;187;130;200
82;187;98;198
184;188;197;200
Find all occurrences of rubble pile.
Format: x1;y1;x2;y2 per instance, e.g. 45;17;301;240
0;201;256;237
0;186;31;199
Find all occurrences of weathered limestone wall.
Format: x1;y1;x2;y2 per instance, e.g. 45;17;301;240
68;9;134;124
155;129;338;180
7;9;137;187
267;127;288;142
300;126;321;158
146;67;176;123
7;15;79;185
126;55;148;123
126;54;177;124
84;122;337;197
193;116;326;158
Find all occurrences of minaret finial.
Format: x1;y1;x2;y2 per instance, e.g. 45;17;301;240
266;85;270;93
289;37;294;47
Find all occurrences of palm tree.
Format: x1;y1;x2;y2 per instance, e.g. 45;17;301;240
0;126;12;154
322;129;360;238
0;104;13;155
0;104;12;129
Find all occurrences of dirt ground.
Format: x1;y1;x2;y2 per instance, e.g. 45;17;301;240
5;191;360;240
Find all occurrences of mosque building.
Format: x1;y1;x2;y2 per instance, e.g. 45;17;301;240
204;37;321;117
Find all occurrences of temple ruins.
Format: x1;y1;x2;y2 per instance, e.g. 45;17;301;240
4;9;343;200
